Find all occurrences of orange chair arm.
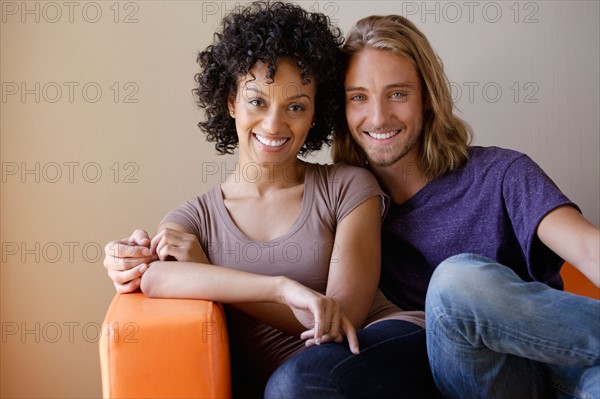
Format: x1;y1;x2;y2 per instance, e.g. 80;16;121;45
99;292;231;398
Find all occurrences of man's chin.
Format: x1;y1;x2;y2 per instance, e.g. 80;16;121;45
365;154;402;168
358;145;401;167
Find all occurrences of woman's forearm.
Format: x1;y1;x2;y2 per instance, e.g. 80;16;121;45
140;261;351;340
140;260;288;303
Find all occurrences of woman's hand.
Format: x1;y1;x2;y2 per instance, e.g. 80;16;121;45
103;229;158;293
280;279;360;354
150;227;208;263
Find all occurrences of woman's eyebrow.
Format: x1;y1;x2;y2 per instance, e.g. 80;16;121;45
242;85;267;96
285;92;312;101
243;84;313;102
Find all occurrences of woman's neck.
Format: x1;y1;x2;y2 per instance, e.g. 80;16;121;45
223;158;306;197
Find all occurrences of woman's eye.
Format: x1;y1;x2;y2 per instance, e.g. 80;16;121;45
391;92;406;99
289;104;305;112
249;99;264;107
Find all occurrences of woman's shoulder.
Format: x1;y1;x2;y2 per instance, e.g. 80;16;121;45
179;185;221;208
309;162;377;183
307;162;383;204
162;185;222;224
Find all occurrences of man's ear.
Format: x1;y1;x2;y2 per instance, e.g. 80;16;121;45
420;77;433;110
423;91;432;111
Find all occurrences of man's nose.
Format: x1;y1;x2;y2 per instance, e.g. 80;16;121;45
368;98;389;128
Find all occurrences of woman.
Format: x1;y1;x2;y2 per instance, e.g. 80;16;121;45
103;2;433;397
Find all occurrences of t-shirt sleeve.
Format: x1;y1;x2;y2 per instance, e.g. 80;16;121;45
159;196;206;243
502;154;580;282
330;164;389;224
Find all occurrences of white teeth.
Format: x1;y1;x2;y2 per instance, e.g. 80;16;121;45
367;130;400;140
255;134;289;147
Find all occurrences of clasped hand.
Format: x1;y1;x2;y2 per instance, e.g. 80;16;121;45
103;228;205;293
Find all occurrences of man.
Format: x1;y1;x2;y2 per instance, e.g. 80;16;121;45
266;14;599;399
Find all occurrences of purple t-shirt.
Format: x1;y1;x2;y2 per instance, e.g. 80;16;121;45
380;146;579;311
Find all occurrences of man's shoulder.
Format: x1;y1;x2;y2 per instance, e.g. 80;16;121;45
468;145;526;163
435;146;532;187
463;145;532;172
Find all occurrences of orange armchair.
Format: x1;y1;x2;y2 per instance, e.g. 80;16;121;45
561;262;599;300
99;293;231;398
98;263;597;399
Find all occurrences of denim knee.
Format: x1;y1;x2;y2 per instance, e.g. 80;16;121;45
264;360;300;399
425;253;502;316
264;353;339;399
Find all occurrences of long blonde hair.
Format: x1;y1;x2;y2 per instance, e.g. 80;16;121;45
333;15;472;178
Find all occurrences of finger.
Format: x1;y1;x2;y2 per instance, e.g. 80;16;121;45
105;241;151;258
151;233;168;261
150;228;185;253
149;230;166;254
341;317;360;355
156;237;179;261
158;244;172;261
108;264;148;285
327;305;342;339
103;252;155;271
302;329;344;347
114;277;141;294
129;229;151;247
301;328;341;341
159;243;186;262
151;230;182;258
313;313;323;345
300;329;315;340
317;333;337;344
154;230;187;261
304;333;338;347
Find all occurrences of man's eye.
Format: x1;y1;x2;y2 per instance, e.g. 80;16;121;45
349;94;365;101
391;92;406;99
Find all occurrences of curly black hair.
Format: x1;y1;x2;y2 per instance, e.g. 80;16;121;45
193;1;345;156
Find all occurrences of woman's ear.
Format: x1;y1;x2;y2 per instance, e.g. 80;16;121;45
227;97;235;118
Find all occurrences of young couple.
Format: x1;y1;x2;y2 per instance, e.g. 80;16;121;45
103;2;599;398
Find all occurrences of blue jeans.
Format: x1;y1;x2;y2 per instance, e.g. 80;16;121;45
425;254;600;399
264;319;437;398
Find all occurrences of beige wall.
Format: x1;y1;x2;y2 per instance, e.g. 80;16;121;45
1;1;598;397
